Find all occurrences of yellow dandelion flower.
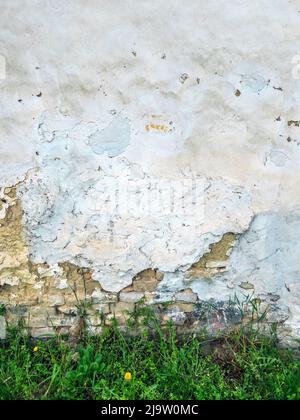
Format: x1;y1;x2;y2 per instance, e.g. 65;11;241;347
124;371;132;381
33;346;39;352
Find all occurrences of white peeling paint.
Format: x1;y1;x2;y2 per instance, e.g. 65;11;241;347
0;0;300;340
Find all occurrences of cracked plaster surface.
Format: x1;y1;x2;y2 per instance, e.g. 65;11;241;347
0;0;300;340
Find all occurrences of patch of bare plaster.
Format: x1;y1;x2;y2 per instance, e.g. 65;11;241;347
186;233;237;280
0;187;35;288
88;117;131;157
240;74;270;94
264;150;290;168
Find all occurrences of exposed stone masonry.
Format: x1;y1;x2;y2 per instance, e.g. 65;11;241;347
0;188;294;342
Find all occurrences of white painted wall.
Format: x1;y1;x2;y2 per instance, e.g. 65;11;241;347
1;0;300;342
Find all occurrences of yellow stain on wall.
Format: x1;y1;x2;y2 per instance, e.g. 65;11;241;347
145;123;170;133
144;113;173;134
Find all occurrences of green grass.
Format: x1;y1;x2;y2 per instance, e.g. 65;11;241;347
0;319;300;400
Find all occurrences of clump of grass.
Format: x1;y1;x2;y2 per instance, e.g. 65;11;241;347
0;314;299;400
0;304;6;316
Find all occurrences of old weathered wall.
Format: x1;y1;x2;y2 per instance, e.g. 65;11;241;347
0;0;300;344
